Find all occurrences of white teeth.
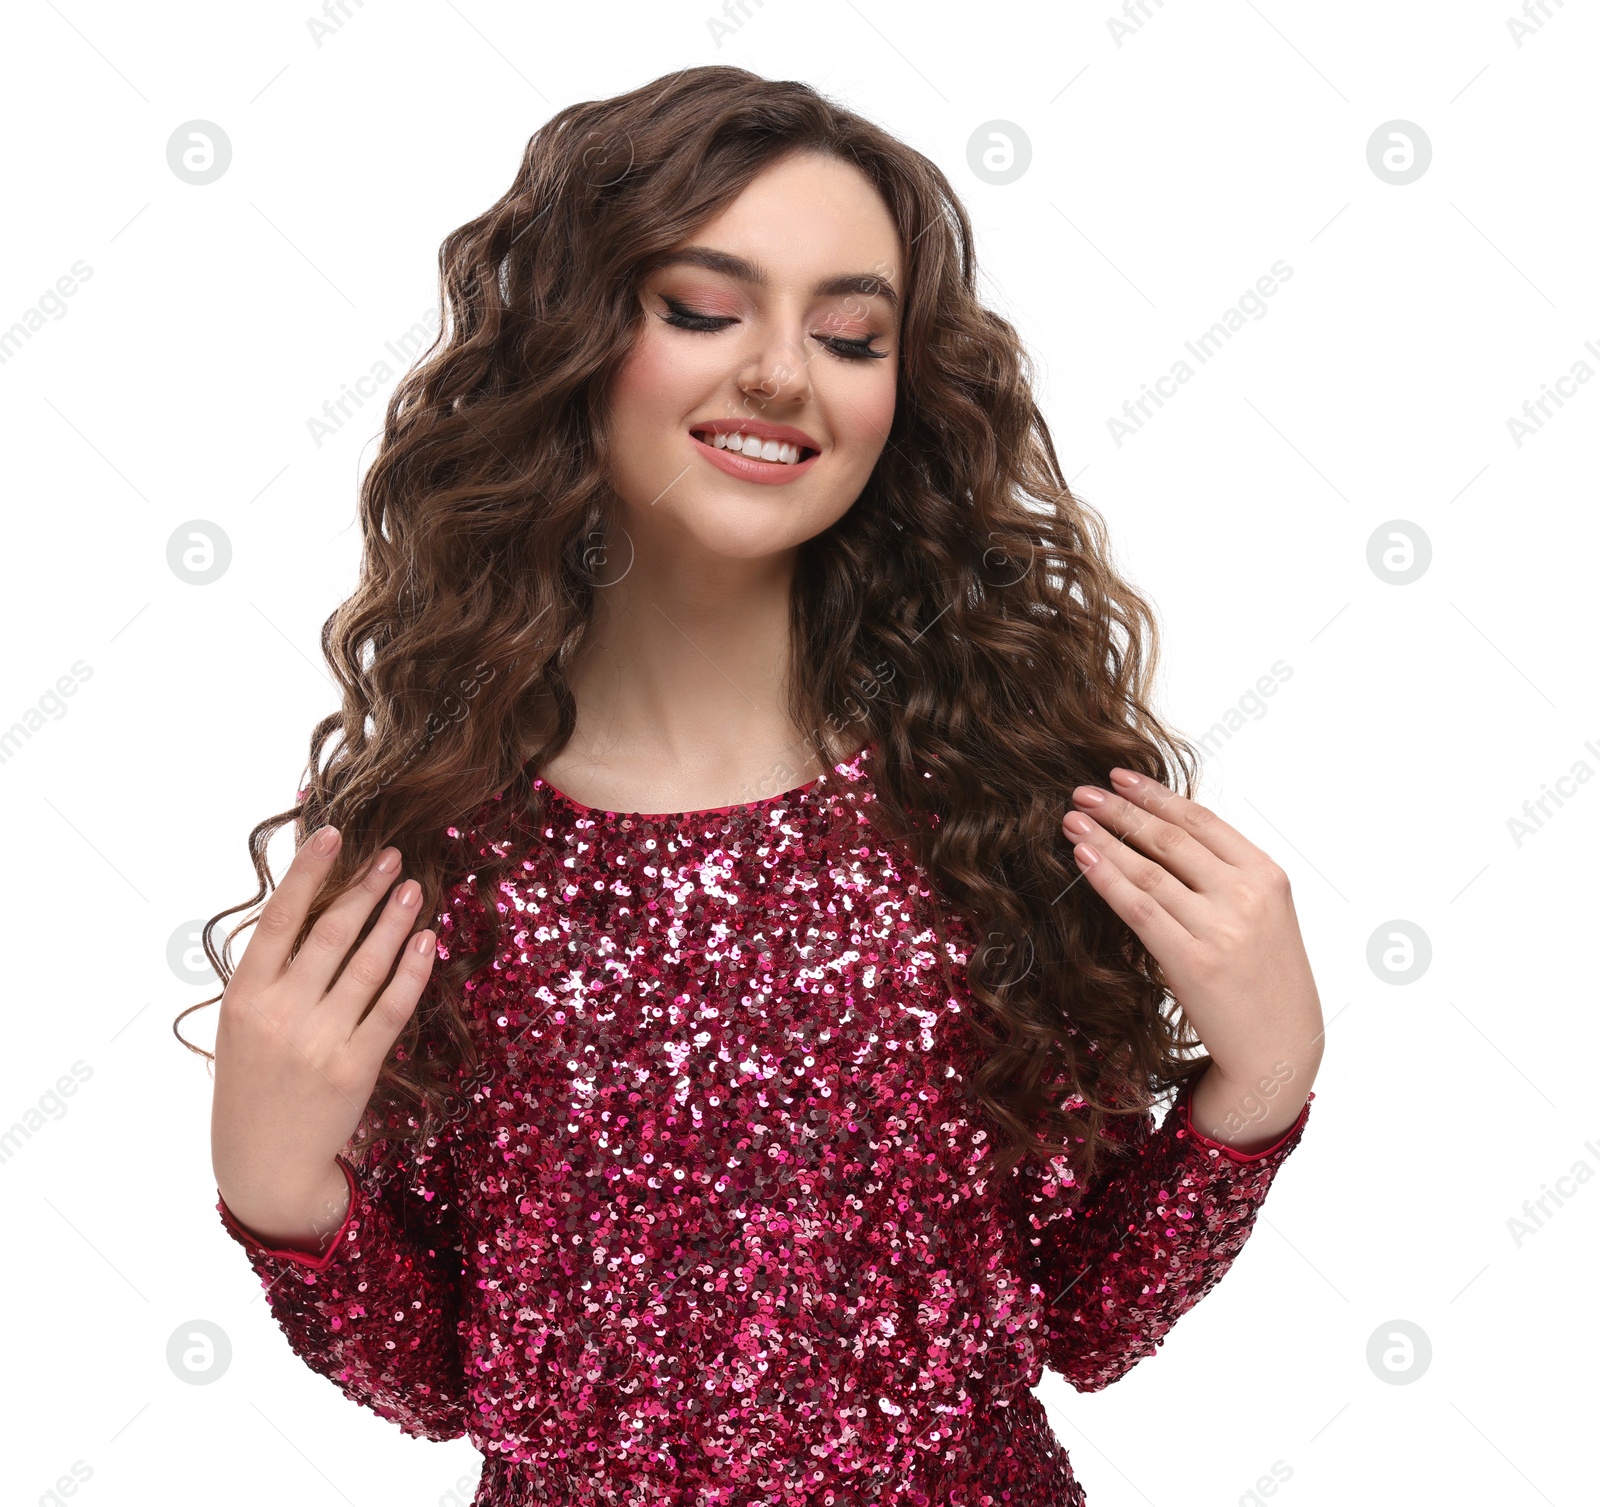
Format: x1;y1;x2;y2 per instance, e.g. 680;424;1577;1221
702;430;805;465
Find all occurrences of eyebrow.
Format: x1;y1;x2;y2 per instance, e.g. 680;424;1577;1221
643;245;899;311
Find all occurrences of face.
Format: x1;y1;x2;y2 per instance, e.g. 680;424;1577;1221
603;150;902;562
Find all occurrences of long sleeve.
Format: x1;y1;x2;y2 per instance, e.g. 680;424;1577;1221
1011;1076;1313;1393
215;1101;472;1441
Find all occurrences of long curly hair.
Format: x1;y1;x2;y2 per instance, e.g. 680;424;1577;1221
179;65;1209;1187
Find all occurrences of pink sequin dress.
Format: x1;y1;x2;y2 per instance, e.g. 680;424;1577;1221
217;740;1312;1506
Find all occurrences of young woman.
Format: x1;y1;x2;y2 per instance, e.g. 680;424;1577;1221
190;66;1324;1507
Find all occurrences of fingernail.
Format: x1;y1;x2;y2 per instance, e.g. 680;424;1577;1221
1109;769;1140;788
1074;843;1099;867
1073;787;1105;806
1063;812;1094;835
375;850;399;874
314;826;339;854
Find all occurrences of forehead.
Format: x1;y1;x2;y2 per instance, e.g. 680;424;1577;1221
652;152;903;290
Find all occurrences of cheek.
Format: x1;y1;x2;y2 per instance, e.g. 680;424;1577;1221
608;330;695;442
835;372;896;458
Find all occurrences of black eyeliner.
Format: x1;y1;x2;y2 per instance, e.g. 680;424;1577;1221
658;296;888;361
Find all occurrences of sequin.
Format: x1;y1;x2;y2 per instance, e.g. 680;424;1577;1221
217;741;1312;1505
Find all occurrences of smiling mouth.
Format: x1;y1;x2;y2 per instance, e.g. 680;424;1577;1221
690;428;818;467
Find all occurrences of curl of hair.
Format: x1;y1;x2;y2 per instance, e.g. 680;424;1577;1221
178;65;1210;1190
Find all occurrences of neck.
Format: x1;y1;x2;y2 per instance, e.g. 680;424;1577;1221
541;526;849;807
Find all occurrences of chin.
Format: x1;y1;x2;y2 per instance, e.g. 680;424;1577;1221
674;509;814;559
637;483;848;556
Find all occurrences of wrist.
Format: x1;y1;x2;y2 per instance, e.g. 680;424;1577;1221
216;1159;353;1256
1187;1058;1311;1154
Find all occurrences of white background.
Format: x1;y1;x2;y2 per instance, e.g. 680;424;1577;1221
1;2;1594;1504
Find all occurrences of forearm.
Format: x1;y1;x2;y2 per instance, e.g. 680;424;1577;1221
216;1151;472;1440
1025;1074;1315;1392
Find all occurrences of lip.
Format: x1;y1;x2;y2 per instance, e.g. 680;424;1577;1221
690;417;821;451
687;420;823;486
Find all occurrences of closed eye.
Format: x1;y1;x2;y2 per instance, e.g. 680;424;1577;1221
658;297;890;363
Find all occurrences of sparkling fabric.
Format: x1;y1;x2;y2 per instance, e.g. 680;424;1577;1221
217;741;1313;1506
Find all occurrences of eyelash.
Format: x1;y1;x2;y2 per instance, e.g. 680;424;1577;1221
658;298;891;362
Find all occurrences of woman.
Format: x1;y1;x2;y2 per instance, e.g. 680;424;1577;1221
189;65;1324;1507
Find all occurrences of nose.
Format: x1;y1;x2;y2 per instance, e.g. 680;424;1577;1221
736;323;813;412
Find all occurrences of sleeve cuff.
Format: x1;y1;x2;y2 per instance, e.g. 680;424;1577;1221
215;1155;360;1271
1175;1083;1314;1164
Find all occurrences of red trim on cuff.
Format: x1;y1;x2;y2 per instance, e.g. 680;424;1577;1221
215;1156;359;1271
1177;1084;1313;1165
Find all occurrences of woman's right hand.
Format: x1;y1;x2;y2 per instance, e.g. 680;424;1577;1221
210;825;438;1252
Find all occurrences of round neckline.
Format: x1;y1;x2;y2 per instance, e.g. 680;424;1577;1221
530;740;870;821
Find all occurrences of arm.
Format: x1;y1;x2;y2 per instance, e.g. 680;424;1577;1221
216;1096;473;1441
1012;1075;1313;1393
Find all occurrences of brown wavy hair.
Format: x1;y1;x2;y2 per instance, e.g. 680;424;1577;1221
179;65;1209;1187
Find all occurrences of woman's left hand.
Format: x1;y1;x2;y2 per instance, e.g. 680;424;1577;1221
1063;768;1324;1150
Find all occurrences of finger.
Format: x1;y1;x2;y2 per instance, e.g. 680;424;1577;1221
1110;770;1266;867
348;926;439;1075
321;875;430;1031
1079;773;1254;884
1070;784;1224;893
288;844;407;1000
1061;809;1205;933
234;824;349;994
1066;835;1195;962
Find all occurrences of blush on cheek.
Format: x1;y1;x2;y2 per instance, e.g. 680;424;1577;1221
844;382;896;449
607;320;732;454
608;335;676;431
